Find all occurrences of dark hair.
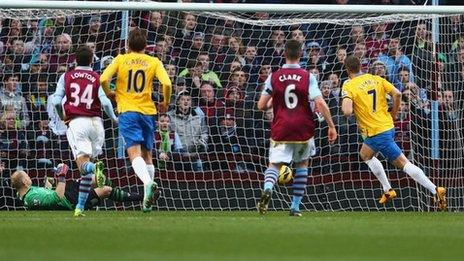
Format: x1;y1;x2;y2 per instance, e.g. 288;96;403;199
128;27;147;52
200;81;214;88
198;51;209;57
397;66;410;74
177;90;191;100
186;59;201;69
308;65;319;71
344;55;361;74
401;95;409;103
285;39;302;60
37;73;49;83
75;45;93;66
158;113;170;120
2;72;16;82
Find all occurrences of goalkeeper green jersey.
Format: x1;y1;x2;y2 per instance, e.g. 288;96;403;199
21;186;73;210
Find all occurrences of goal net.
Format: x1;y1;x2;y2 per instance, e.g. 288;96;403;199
1;2;463;211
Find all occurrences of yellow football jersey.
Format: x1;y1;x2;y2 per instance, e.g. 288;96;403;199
342;74;395;137
100;52;172;115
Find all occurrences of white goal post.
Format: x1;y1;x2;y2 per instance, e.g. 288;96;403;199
0;1;463;212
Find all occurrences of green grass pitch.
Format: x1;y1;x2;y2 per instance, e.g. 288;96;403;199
0;211;463;261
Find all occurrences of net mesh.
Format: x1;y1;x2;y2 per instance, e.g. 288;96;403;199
0;2;463;211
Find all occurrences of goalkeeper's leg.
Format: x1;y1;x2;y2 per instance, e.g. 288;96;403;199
92;186;142;202
106;187;144;202
87;167;145;203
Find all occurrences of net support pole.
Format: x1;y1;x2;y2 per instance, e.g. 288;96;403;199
431;0;440;160
121;0;129;50
117;0;130;159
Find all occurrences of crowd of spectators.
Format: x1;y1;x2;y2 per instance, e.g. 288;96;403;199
0;3;463;178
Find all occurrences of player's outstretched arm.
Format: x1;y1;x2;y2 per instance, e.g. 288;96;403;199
98;87;118;123
315;96;337;144
156;60;173;110
308;73;337;143
51;74;66;120
100;55;119;95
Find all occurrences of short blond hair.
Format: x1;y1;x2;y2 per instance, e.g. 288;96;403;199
10;171;26;190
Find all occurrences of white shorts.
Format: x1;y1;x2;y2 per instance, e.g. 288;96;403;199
66;117;105;159
268;138;316;164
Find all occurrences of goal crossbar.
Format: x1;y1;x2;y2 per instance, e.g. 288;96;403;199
1;1;464;14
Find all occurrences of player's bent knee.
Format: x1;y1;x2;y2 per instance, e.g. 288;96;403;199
359;148;375;161
360;153;373;162
391;154;409;169
127;145;143;161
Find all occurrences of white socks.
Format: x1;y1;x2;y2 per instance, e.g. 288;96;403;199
365;157;392;193
403;162;436;194
365;157;437;195
132;156;151;185
146;164;155;181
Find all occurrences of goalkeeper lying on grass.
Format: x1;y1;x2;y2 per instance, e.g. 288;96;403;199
10;163;153;210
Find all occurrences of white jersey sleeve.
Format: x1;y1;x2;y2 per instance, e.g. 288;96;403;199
51;74;66;106
308;73;322;101
261;74;273;96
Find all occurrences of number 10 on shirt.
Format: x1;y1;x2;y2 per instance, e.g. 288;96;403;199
127;69;146;93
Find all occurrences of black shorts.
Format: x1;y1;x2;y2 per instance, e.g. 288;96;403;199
65;180;102;210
